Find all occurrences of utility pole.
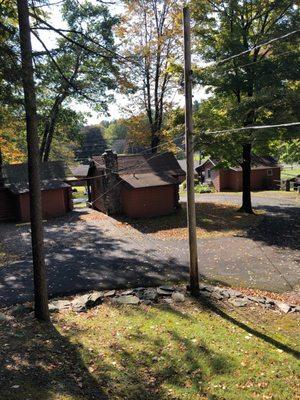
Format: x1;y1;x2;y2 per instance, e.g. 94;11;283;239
183;7;199;295
17;0;50;321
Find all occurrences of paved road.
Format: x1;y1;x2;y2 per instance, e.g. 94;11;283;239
0;193;299;307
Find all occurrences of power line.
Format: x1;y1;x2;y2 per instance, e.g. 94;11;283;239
199;121;300;136
217;49;299;74
203;29;300;70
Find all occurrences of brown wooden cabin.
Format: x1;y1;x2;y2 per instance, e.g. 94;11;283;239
88;150;186;218
196;155;281;192
0;161;74;222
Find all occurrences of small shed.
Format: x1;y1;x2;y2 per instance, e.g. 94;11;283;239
69;164;89;186
196;155;281;192
0;161;74;222
88;150;186;218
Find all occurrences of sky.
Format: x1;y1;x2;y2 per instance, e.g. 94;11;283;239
31;1;208;125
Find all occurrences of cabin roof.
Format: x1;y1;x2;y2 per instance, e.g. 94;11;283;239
2;161;73;194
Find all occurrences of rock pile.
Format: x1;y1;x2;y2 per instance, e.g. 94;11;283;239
46;284;299;314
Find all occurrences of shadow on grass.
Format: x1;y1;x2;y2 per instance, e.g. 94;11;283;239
0;317;108;400
0;309;231;400
192;293;300;360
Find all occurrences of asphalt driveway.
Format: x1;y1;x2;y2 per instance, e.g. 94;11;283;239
0;192;299;307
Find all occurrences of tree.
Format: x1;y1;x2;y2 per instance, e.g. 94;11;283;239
191;0;299;213
17;0;49;321
117;0;183;153
31;0;118;161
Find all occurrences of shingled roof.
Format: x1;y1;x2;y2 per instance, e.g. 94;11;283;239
2;161;73;194
92;152;185;176
198;155;280;172
91;152;186;188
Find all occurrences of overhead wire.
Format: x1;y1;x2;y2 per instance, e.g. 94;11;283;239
202;29;300;70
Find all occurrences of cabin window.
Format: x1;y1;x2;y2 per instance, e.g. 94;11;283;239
207;169;211;178
267;169;273;176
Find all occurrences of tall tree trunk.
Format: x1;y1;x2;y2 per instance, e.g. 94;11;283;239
239;143;253;214
17;0;49;321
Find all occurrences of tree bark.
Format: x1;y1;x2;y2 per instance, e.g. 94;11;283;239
17;0;49;321
41;93;66;161
239;143;254;214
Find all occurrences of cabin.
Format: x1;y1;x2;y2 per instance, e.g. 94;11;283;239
196;155;281;192
69;164;89;186
88;150;186;218
0;161;74;222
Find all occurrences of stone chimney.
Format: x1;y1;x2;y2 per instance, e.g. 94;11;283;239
103;149;122;214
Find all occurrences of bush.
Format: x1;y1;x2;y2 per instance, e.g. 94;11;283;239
194;184;214;193
180;181;214;193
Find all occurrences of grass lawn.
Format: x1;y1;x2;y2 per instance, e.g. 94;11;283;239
0;299;299;399
72;186;87;200
72;186;88;208
116;202;264;240
281;168;300;180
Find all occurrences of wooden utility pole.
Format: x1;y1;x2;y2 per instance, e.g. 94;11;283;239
183;7;199;294
17;0;50;321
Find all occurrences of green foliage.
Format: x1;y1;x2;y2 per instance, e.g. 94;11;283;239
190;0;300;165
103;119;128;145
182;181;214;193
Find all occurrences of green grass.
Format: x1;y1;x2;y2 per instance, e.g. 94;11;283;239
72;186;87;199
1;299;299;399
281;168;300;180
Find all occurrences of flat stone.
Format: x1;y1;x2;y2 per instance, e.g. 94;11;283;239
121;290;134;296
71;295;90;312
49;300;72;312
275;302;291;314
157;288;173;295
159;286;175;292
211;292;223;300
115;295;140;305
142;288;158;301
265;298;275;306
103;290;116;297
226;289;243;298
172;292;185;303
86;292;103;308
220;290;230;299
229;298;248;307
